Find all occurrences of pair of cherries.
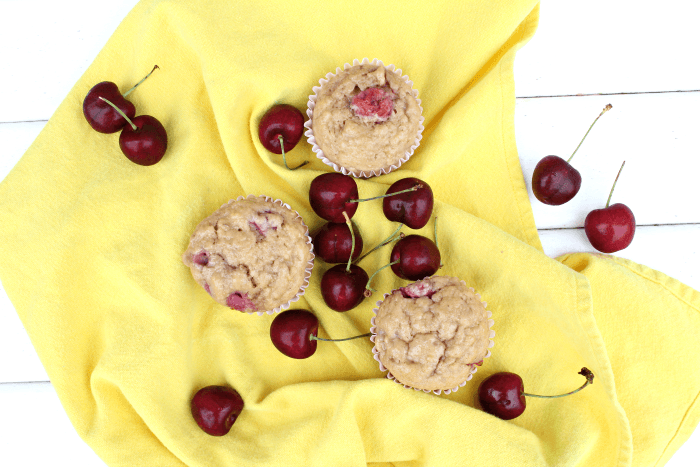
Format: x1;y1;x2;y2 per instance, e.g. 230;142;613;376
83;65;168;166
531;104;635;253
310;173;440;312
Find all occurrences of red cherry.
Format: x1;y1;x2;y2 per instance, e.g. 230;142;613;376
258;104;305;154
584;161;635;253
390;235;441;281
383;177;433;229
478;372;526;420
321;264;369;312
191;385;244;436
532;104;612;205
585;203;635;253
309;173;359;222
313;221;363;263
83;82;136;134
119;115;168;166
531;156;582;205
270;309;318;359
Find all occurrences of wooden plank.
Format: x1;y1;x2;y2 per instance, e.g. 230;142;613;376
516;92;700;229
0;382;108;466
514;0;700;97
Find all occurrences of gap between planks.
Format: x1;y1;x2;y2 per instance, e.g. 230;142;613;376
519;89;700;99
540;222;700;231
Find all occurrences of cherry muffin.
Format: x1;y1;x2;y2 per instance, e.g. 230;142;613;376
306;58;424;178
370;276;494;394
183;195;314;315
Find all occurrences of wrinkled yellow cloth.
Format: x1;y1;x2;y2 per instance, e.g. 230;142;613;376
1;0;698;466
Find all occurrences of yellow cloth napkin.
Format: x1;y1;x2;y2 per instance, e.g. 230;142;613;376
1;0;698;466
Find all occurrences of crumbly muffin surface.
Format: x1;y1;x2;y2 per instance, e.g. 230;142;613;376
373;276;490;391
182;197;312;313
312;64;422;174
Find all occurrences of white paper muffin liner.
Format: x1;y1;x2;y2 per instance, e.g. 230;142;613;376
304;58;425;178
224;195;314;316
369;280;495;395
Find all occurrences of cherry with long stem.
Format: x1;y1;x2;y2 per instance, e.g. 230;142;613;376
532;104;613;206
479;367;595;420
270;309;370;358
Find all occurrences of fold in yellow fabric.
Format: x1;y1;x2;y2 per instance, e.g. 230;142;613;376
0;1;697;466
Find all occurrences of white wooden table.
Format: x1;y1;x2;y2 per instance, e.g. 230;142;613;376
1;1;698;465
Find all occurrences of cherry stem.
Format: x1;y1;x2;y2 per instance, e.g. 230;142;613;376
605;161;626;208
348;184;423;203
567;104;612;163
353;223;403;264
99;97;137;131
310;333;372;342
122;65;159;98
277;135;308;170
343;211;355;273
365;260;400;294
522;367;595;399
